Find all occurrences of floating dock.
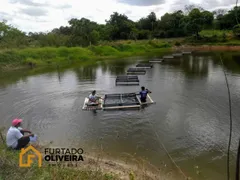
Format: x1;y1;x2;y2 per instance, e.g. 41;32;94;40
163;55;174;59
182;51;192;55
172;53;183;57
115;75;139;86
149;59;163;63
127;68;146;75
82;93;155;111
136;63;153;68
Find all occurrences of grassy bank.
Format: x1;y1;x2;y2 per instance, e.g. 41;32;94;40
0;40;172;71
184;30;240;45
0;127;176;180
1;30;239;71
0;144;120;180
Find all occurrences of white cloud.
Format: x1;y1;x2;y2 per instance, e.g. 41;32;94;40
0;0;237;33
19;7;48;16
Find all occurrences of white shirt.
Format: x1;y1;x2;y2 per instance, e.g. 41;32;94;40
6;126;23;148
89;94;97;101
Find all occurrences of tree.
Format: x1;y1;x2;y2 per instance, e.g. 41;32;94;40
202;11;214;28
106;12;135;40
233;24;240;38
186;8;204;37
89;30;100;45
0;21;28;48
68;18;99;46
184;4;204;14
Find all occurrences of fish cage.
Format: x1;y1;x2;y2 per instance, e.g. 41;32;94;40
82;93;155;111
163;55;174;59
127;68;146;75
136;63;153;68
182;51;192;55
115;75;139;86
103;93;141;109
172;53;183;57
149;59;163;63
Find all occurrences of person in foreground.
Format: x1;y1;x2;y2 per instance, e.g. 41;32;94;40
6;119;34;150
88;90;102;105
139;86;152;103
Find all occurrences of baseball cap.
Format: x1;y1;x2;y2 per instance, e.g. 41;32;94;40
12;119;22;126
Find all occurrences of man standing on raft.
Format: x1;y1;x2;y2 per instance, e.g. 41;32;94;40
139;86;152;103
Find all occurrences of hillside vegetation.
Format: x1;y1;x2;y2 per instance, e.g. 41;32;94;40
0;40;172;70
0;5;240;49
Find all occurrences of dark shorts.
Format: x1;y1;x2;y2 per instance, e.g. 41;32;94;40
14;130;30;150
140;98;147;102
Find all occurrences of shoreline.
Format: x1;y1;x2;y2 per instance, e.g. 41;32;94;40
174;45;240;51
1;44;240;72
0;142;181;180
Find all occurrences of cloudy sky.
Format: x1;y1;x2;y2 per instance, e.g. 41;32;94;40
0;0;237;33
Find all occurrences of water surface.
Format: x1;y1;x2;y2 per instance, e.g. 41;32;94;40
1;52;240;180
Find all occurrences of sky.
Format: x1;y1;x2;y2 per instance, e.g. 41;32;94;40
0;0;237;33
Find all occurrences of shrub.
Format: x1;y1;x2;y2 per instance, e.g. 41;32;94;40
233;24;240;38
175;41;181;46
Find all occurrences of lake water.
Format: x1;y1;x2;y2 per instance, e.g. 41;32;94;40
1;52;240;179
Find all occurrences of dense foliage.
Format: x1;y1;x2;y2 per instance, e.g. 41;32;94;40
0;5;240;48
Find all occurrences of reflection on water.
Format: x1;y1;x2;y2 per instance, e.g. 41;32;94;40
181;56;209;78
1;52;240;179
74;66;97;82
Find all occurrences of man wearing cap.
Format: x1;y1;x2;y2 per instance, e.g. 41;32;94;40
6;119;34;150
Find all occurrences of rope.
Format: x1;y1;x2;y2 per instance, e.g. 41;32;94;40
219;55;233;180
146;118;188;179
236;139;240;180
154;131;188;179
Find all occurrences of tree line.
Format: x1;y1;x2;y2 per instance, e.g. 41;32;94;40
0;5;240;48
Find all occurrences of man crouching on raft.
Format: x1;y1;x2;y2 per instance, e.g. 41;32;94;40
6;119;35;150
139;86;152;103
88;90;103;105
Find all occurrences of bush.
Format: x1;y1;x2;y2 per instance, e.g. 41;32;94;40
233;24;240;38
175;41;181;46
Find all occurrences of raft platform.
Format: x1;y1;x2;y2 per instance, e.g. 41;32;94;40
82;93;155;111
115;75;139;86
172;53;183;57
149;59;163;63
136;63;153;68
127;68;146;75
182;51;192;55
163;55;174;59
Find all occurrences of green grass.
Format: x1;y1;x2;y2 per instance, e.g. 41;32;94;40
0;40;172;70
1;32;239;71
199;30;233;37
0;144;119;180
185;29;239;45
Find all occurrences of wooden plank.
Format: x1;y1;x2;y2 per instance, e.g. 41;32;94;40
136;64;153;68
127;68;146;72
136;95;142;104
182;51;192;54
172;53;183;57
116;83;139;86
127;72;146;75
163;55;174;59
149;60;162;63
135;66;152;69
146;94;155;104
82;97;104;110
103;105;141;110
